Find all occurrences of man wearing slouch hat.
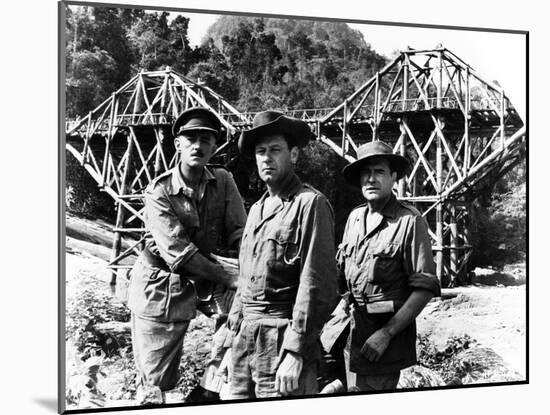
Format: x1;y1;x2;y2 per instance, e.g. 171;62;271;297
221;111;338;398
322;140;441;392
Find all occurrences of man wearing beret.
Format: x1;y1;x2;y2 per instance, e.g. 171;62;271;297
222;111;338;398
332;140;441;391
127;107;247;403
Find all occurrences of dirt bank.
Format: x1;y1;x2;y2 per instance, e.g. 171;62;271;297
418;285;526;377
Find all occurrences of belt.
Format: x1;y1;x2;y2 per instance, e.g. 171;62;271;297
242;302;293;319
364;300;401;314
141;246;170;271
351;294;404;314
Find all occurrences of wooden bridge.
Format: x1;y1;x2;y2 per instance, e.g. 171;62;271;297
65;46;526;287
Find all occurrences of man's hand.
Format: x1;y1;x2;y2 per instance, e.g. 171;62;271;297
218;262;239;289
274;351;303;395
211;284;235;313
360;289;434;362
217;348;232;383
360;327;392;362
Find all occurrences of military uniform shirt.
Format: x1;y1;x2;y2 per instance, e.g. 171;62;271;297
337;193;440;374
228;173;338;357
128;165;246;322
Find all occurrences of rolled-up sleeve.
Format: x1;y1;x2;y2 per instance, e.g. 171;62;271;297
144;184;198;272
405;215;441;297
281;194;339;355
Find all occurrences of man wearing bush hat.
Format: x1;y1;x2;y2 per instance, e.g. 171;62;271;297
327;140;441;391
127;106;247;403
222;111;338;398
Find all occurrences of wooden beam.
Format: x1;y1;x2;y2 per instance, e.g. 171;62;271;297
154;127;169;173
319;135;356;163
130;127;152;183
407;129;437;184
442;133;467;189
404;54;432;109
347;83;376;122
108;234;147;266
430;114;463;181
471;126;502;168
380;65;404;114
402;121;438;190
440;126;525;200
320;54;403;123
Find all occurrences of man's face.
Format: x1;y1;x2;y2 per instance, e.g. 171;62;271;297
255;134;298;186
175;130;217;169
359;158;397;203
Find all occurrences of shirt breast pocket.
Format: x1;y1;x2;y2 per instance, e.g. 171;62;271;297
370;243;400;284
267;226;300;265
265;226;300;294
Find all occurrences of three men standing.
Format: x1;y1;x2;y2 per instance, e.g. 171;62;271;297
128;105;439;400
127;107;247;402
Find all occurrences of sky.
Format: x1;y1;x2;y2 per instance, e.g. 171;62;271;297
177;10;526;120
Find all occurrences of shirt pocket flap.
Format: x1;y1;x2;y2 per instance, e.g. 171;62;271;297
128;260;170;318
268;225;299;245
266;225;301;269
372;243;399;258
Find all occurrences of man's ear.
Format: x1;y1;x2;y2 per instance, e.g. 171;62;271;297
174;137;181;151
290;146;299;165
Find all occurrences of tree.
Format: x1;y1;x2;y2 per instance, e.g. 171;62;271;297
187;39;239;102
127;12;171;70
167;15;193;73
65;5;138;116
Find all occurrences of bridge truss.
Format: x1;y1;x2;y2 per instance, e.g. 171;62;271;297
65;47;526;286
317;46;525;285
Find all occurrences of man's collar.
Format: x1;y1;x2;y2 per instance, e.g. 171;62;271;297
278;173;302;201
168;165;216;196
379;193;399;219
366;193;399;218
259;172;302;202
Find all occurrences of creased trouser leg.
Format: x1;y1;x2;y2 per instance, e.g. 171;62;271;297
131;313;190;391
230;318;318;399
200;316;229;394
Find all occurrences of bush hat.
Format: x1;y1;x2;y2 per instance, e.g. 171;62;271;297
238;111;313;157
172;107;221;138
342;140;410;187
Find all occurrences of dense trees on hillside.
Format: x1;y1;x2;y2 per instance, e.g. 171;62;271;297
64;7;387;116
